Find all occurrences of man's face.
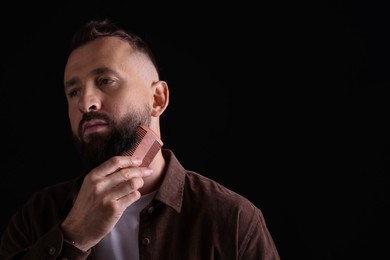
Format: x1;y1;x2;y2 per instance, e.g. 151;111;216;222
63;36;158;169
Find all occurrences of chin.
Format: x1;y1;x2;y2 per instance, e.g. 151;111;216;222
83;130;110;143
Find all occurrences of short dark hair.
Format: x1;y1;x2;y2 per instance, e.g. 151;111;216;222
70;18;159;76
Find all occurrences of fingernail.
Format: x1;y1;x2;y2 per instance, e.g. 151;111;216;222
144;168;153;176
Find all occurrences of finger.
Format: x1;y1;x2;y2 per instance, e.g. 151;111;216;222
117;190;142;206
110;177;145;201
118;190;142;206
102;166;152;190
118;167;153;181
91;156;143;179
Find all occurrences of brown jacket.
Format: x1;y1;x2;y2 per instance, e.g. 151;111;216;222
0;149;280;259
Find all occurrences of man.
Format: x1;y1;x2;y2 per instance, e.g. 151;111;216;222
0;19;280;259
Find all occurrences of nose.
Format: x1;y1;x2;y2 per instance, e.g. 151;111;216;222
78;88;102;113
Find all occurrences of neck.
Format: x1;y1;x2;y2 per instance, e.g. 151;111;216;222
138;151;166;195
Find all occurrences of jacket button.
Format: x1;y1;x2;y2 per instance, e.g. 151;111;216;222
142;237;151;245
48;247;56;255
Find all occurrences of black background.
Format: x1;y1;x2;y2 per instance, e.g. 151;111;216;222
1;1;390;259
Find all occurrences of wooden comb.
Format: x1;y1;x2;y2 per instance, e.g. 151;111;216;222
121;124;163;166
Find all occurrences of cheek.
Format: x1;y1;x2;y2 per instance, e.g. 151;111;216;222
68;109;82;135
109;99;133;118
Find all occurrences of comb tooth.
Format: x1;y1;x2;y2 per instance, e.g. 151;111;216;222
123;127;147;156
137;126;147;136
122;149;134;156
121;124;163;166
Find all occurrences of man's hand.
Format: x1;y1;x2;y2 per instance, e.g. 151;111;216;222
60;156;153;251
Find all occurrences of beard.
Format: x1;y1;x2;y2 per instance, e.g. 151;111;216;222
71;106;151;172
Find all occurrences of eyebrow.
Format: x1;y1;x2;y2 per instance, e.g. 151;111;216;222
64;67;120;90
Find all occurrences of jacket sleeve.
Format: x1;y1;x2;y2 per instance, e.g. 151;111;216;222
0;213;91;260
0;180;90;260
238;204;281;260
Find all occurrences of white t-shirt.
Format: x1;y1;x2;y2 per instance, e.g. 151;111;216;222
94;191;156;260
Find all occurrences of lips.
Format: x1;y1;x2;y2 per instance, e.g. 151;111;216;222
82;119;109;137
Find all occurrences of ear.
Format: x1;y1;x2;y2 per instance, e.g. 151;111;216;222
151;80;169;117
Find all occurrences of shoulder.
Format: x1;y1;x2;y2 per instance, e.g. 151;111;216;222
29;179;76;201
183;171;273;244
184;170;261;216
185;171;248;199
19;178;79;219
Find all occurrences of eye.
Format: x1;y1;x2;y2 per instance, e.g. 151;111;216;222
97;78;114;86
67;88;80;98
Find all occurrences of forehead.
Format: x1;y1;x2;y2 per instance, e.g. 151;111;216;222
71;36;133;59
64;37;135;79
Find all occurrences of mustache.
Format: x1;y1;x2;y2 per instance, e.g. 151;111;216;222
78;112;113;136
